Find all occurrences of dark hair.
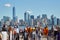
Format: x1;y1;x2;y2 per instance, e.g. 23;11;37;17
45;26;48;29
2;25;7;31
3;24;5;27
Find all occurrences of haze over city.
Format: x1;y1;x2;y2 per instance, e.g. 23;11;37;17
0;0;60;20
0;0;60;40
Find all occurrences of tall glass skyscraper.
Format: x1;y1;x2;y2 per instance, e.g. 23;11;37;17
24;11;30;26
12;7;18;26
57;18;59;25
30;15;34;26
51;15;54;26
54;17;57;25
13;7;16;22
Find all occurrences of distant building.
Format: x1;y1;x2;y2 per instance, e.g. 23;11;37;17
57;18;60;25
34;19;37;26
59;19;60;26
13;7;16;22
36;15;41;27
24;11;30;26
10;20;14;26
41;14;47;27
1;19;4;27
12;7;18;26
37;15;40;21
54;17;57;25
30;15;34;19
37;15;40;19
51;15;54;26
0;21;1;26
42;14;47;19
30;15;34;26
2;16;10;23
14;16;18;23
47;19;51;25
19;19;25;26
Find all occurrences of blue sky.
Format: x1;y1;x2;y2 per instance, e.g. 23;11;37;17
0;0;60;20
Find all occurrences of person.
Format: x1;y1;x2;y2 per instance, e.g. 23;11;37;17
57;27;60;40
15;26;19;40
8;26;13;40
13;26;19;40
32;27;36;40
43;26;49;36
25;26;29;33
2;25;7;31
2;25;8;40
24;28;28;40
24;27;29;40
19;29;24;40
2;31;8;40
53;26;58;40
43;26;49;40
0;32;2;40
38;27;42;40
35;27;38;35
29;27;32;37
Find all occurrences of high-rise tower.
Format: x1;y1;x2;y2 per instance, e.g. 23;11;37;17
24;11;30;26
13;7;15;22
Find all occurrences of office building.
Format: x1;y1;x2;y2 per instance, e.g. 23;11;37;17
51;15;54;26
30;15;34;26
24;11;30;26
57;18;60;25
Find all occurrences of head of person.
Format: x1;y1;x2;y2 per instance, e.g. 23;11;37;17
3;24;5;27
45;25;48;29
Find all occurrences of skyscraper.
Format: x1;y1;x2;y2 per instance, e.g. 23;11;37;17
51;15;54;26
13;7;16;22
30;15;34;26
42;14;47;27
57;18;59;25
30;15;34;19
37;15;41;27
24;11;30;26
54;17;57;25
37;15;40;22
12;7;18;26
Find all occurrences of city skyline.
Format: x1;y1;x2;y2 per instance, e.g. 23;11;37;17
0;0;60;20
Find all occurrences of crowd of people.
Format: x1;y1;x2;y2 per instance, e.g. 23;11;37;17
0;24;60;40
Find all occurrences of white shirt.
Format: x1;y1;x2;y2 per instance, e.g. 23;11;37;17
53;27;57;31
32;31;36;35
14;28;19;33
2;31;8;40
10;31;12;40
15;28;19;33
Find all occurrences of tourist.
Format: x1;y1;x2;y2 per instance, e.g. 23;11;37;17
8;26;13;40
57;27;60;40
38;27;42;40
53;26;58;40
15;26;19;40
43;26;49;37
0;32;2;40
24;28;28;40
2;25;8;40
32;27;36;40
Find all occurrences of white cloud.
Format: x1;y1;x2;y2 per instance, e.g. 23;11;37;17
26;10;32;14
4;3;11;7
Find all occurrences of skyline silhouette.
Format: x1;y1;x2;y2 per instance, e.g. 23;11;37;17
0;0;60;20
